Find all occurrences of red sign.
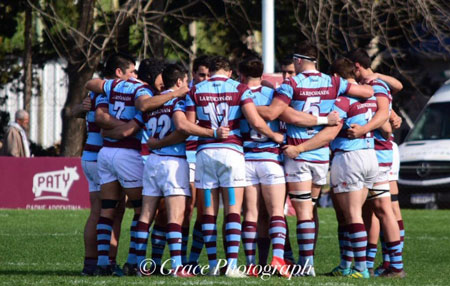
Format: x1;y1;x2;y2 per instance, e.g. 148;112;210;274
0;157;90;209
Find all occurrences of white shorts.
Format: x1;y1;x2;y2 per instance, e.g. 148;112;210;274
389;142;399;181
331;149;378;194
143;154;190;197
195;148;247;189
189;163;196;183
284;158;328;185
81;160;100;192
97;147;143;188
245;160;286;186
367;166;391;200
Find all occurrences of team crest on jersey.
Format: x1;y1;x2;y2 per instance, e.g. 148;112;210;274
32;167;80;201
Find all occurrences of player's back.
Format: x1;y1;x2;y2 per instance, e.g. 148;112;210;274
98;78;149;150
277;71;349;163
241;86;282;162
143;92;186;157
82;91;103;161
331;95;377;152
186;75;254;154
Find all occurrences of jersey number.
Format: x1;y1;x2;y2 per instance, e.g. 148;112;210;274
203;102;229;129
303;96;321;134
147;114;171;139
365;109;374;138
113;101;125;119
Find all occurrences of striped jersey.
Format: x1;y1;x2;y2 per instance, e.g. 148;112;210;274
372;79;393;167
143;90;186;157
186;136;198;163
331;95;378;151
241;86;282;163
81;91;103;161
96;78;150;150
275;71;349;163
185;75;254;154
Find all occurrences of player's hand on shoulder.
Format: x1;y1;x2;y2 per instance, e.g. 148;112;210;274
147;138;161;149
327;111;340;126
216;126;230;139
347;123;365;139
174;86;190;98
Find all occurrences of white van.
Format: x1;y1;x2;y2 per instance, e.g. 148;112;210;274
398;80;450;208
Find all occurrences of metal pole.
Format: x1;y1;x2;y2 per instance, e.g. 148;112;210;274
262;0;275;73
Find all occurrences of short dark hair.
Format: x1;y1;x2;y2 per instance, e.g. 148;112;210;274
137;59;166;88
280;56;294;67
103;53;135;78
330;58;356;79
208;56;231;73
193;55;210;73
238;58;264;78
162;63;188;88
346;48;371;69
295;42;317;60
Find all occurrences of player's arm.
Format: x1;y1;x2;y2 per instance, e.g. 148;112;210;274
347;96;390;139
173;111;229;139
390;109;402;130
379;120;392;140
147;131;188;150
101;120;141;139
256;97;289;121
346;83;374;99
242;102;284;144
95;107;125;129
85;78;105;94
279;107;340;127
72;96;91;118
135;87;189;112
283;123;343;159
364;73;403;95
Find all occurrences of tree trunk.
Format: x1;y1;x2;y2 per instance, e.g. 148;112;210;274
60;63;97;156
23;2;33;113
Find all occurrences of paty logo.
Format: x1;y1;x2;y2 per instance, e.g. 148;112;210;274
32;167;80;201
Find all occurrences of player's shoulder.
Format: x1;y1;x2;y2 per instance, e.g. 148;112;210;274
370;79;389;90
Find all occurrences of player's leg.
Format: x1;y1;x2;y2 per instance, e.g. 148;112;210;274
334;188;369;277
242;183;260;268
151;203;167;271
109;194;125;273
195;149;221;273
362;202;380;274
82;190;101;275
188;186;204;265
257;197;270;266
389;143;404;251
311;184;321;251
242;161;260;269
219;149;246;274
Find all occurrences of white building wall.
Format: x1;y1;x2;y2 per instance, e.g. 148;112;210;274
1;59;68;148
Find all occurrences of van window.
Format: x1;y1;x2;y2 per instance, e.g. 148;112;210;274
407;102;450;141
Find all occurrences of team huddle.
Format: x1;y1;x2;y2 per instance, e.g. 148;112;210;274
77;42;405;279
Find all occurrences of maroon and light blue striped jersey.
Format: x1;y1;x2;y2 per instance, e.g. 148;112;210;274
185;75;254;154
275;71;349;163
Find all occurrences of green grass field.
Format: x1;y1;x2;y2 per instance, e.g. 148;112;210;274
0;208;449;285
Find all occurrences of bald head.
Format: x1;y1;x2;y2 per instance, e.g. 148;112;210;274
15;110;30;131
